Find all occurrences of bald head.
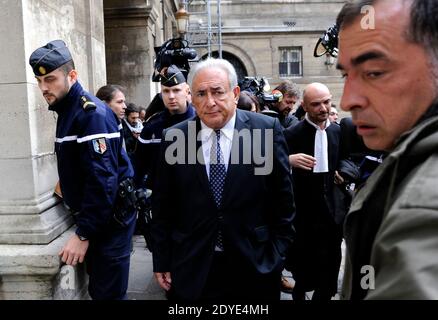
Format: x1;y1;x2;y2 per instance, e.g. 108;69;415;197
303;83;332;126
303;83;330;104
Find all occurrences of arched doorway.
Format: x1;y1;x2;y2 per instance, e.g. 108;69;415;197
201;51;248;80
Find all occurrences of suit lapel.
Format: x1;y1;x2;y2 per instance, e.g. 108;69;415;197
221;110;250;207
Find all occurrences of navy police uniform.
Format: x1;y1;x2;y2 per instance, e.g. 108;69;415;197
134;65;196;189
30;40;136;300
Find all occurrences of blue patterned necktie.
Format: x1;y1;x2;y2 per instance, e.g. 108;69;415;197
209;129;226;250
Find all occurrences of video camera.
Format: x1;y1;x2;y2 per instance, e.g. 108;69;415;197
314;24;339;58
152;38;198;82
238;77;283;108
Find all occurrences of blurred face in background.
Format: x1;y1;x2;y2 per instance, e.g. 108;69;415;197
277;94;298;116
108;90;127;120
139;109;146;122
329;107;339;123
127;112;140;126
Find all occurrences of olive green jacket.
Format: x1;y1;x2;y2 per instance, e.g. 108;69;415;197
342;115;438;300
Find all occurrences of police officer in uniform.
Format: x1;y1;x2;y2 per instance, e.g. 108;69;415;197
29;40;136;300
135;65;195;189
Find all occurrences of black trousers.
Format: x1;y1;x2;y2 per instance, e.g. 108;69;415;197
170;252;281;302
86;209;136;300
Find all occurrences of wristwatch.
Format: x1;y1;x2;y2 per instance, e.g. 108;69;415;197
75;230;88;241
77;235;88;241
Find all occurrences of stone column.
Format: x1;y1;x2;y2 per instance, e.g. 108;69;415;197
0;0;106;299
104;0;177;107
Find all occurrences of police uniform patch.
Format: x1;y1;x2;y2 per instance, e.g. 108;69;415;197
81;96;96;111
92;138;107;154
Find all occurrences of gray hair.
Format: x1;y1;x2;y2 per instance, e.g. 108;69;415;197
187;58;238;90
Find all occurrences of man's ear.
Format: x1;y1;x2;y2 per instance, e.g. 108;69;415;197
68;69;78;82
233;86;240;103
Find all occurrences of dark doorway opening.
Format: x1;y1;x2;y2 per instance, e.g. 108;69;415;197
201;51;248;81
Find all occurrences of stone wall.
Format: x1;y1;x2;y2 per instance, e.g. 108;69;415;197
0;0;105;299
104;0;178;107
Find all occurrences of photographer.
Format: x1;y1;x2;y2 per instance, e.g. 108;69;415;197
271;80;301;129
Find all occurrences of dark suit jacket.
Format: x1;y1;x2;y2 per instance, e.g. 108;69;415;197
151;109;295;301
284;119;341;222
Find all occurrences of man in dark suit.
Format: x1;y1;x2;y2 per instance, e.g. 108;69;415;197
151;58;295;301
283;82;342;300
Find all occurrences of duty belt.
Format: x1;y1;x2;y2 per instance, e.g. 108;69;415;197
113;178;137;227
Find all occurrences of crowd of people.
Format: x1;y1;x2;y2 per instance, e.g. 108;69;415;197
28;0;438;301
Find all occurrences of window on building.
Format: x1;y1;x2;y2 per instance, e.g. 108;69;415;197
279;47;303;77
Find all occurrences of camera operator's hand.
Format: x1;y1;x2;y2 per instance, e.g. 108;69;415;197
289;153;316;170
334;170;345;185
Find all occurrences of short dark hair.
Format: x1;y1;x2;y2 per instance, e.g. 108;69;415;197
59;60;76;75
237;91;260;112
336;0;375;29
126;102;140;115
96;84;126;103
337;0;438;65
408;0;438;65
274;80;301;99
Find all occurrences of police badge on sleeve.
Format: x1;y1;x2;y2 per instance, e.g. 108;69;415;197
92;138;107;154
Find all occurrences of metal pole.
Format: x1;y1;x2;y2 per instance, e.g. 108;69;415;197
207;0;212;57
217;0;222;58
180;0;187;41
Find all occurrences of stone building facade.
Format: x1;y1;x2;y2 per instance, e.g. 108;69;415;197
102;0;346;108
104;0;179;107
187;0;346;106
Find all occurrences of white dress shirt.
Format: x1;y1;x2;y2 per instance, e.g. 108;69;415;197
199;112;236;178
304;114;331;173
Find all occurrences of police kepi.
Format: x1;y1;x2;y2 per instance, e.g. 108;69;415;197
160;64;187;87
29;40;73;76
30;40;136;300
